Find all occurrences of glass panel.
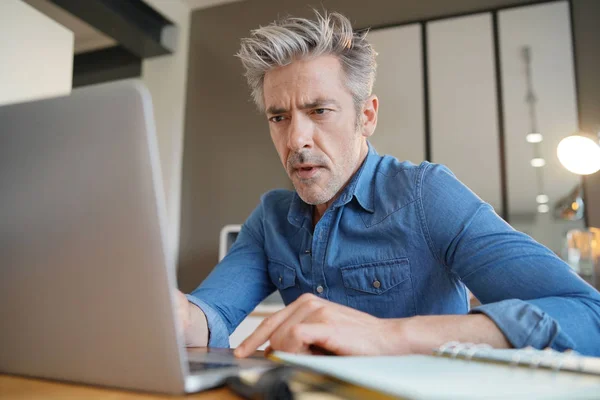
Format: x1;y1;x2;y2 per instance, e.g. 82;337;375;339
499;1;585;255
427;13;503;214
369;24;426;163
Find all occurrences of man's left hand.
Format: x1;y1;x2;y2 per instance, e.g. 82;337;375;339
233;293;411;357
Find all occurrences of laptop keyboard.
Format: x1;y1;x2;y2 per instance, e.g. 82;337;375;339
188;361;237;372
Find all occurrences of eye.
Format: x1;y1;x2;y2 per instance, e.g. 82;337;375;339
313;108;329;115
268;115;286;123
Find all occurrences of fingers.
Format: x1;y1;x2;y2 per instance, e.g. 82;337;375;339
265;303;379;355
234;294;371;357
234;293;323;357
263;345;273;358
268;297;327;352
284;323;341;355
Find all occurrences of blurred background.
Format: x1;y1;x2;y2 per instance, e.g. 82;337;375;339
3;0;599;297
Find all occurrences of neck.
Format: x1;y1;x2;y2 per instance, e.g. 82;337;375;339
312;142;369;226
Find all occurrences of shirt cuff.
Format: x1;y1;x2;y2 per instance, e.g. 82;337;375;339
186;294;230;348
470;299;575;351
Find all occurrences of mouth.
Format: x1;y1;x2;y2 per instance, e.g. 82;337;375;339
293;164;322;180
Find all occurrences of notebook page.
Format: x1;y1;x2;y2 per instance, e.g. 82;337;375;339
273;352;600;400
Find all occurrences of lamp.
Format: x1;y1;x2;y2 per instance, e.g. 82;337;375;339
557;132;600;175
522;46;548;213
554;184;585;221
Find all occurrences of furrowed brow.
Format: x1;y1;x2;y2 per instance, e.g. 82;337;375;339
266;99;340;115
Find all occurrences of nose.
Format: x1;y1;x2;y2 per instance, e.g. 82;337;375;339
287;114;313;152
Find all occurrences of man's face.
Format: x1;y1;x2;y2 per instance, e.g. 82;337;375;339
263;55;372;205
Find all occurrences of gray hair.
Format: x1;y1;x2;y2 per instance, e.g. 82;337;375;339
236;10;377;113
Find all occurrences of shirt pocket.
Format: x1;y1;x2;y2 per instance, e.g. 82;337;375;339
340;258;415;318
267;259;300;304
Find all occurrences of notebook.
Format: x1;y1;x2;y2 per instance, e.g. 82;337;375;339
271;343;600;399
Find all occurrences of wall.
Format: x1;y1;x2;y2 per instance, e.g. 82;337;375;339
0;0;73;107
179;0;600;291
141;0;191;267
573;0;600;229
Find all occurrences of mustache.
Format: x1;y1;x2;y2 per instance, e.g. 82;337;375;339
286;151;327;170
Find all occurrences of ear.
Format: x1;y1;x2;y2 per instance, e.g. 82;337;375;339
360;95;378;138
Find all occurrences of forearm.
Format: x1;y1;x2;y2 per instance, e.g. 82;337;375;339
185;302;209;347
472;297;600;355
388;314;511;355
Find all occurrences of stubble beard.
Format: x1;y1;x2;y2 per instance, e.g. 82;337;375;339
287;150;352;206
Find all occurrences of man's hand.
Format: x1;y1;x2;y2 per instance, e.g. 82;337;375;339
233;293;511;358
234;294;410;357
174;289;209;347
175;289;193;335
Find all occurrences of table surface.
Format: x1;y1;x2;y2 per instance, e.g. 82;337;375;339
0;375;241;400
0;348;258;400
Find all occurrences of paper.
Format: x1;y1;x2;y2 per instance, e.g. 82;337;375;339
273;352;600;399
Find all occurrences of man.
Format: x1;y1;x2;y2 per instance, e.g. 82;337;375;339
176;11;600;357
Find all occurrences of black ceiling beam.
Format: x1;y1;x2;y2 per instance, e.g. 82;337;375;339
49;0;174;58
73;46;142;88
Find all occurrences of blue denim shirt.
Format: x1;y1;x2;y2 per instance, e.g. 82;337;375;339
188;145;600;355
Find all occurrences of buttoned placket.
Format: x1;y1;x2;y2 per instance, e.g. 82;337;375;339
310;209;335;299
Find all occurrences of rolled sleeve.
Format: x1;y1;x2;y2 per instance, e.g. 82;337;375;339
471;299;576;351
184;197;276;349
419;163;600;355
186;294;230;348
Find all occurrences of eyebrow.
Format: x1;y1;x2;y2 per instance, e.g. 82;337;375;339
266;98;341;115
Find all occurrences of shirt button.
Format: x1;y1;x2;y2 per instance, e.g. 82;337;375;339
278;276;282;283
316;285;324;294
373;280;381;289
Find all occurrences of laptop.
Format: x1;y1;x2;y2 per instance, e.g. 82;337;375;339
0;80;273;394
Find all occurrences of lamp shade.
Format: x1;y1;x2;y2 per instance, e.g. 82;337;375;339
557;135;600;175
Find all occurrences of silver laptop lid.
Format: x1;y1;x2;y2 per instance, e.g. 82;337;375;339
0;80;188;394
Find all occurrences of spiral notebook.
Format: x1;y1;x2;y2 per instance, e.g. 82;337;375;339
271;343;600;399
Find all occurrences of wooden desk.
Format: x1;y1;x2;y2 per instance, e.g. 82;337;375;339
0;348;261;400
0;375;242;400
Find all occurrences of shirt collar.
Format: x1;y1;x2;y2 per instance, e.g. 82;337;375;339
287;191;312;228
287;142;379;227
340;141;378;213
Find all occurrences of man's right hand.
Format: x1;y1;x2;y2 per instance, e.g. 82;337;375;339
175;289;192;334
174;289;209;347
